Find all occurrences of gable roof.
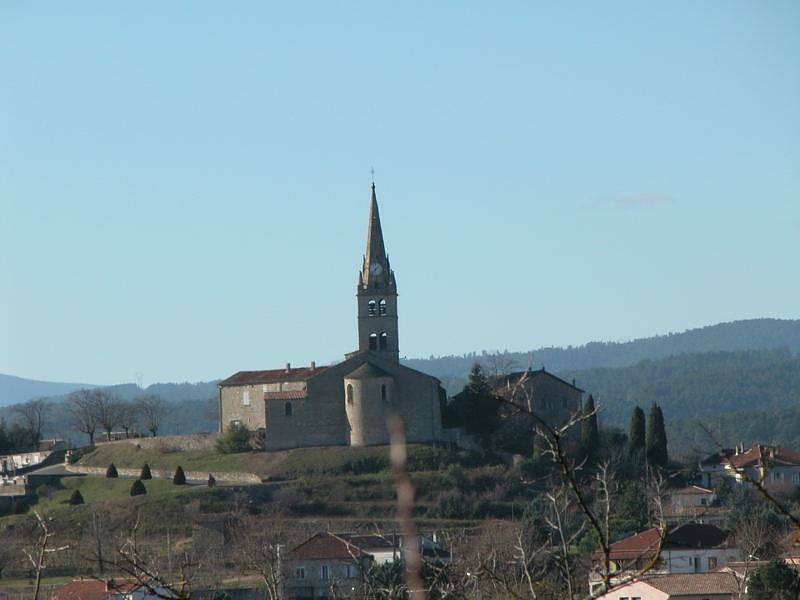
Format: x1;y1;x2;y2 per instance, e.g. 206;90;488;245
490;368;585;393
603;524;731;562
287;532;372;561
643;572;742;595
219;364;329;386
701;444;800;470
50;579;139;600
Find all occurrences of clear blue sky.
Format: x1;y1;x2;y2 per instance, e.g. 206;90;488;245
2;2;798;386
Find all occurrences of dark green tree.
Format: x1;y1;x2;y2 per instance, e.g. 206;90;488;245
645;402;668;468
747;559;800;599
68;489;84;505
580;394;600;464
207;473;216;488
215;422;252;454
106;463;118;478
130;479;147;496
140;463;152;480
173;466;186;485
628;405;646;456
446;363;501;446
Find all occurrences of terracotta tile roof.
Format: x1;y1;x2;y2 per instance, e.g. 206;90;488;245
264;390;308;401
219;365;329;386
671;485;714;496
643;572;742;594
287;532;371;561
50;579;139;600
603;524;730;561
606;527;663;561
703;444;800;470
346;362;392;379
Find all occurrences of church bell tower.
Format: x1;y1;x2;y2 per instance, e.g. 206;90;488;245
357;183;399;362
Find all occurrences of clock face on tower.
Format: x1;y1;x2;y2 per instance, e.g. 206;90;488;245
369;262;383;277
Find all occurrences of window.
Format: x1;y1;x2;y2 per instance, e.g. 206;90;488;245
347;384;354;404
231;420;242;428
379;299;387;315
295;567;305;580
242;390;250;406
346;564;359;578
321;565;330;580
368;300;376;316
381;384;388;403
369;333;378;350
693;556;701;572
379;332;388;350
284;402;293;417
700;498;708;506
708;556;717;570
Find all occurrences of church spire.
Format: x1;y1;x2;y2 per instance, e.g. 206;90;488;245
360;183;395;290
356;182;399;361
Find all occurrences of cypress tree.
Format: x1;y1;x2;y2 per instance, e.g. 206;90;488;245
580;394;600;464
140;463;152;480
173;465;186;485
207;473;216;488
645;402;668;468
106;463;118;478
628;405;646;456
130;479;147;496
69;489;85;505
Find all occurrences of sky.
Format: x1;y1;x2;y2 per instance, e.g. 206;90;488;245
2;2;798;386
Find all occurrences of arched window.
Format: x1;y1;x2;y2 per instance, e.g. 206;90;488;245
369;333;378;350
379;332;388;350
379;299;387;315
368;300;377;316
381;384;388;403
346;384;354;404
284;402;293;417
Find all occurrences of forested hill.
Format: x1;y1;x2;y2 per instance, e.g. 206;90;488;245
404;318;800;391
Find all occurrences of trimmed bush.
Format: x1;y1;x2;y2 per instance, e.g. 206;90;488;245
130;479;147;496
68;489;85;505
140;463;152;480
173;466;186;485
106;463;118;478
207;473;216;488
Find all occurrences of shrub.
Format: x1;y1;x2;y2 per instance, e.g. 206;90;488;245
140;463;152;480
216;423;252;454
106;463;118;478
207;473;216;488
68;489;85;505
173;466;186;485
130;479;147;496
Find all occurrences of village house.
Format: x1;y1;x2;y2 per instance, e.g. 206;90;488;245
282;531;450;599
591;572;743;600
698;443;800;491
218;185;445;451
664;486;726;525
589;524;742;596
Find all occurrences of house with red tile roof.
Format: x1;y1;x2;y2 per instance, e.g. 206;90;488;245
48;578;140;600
589;524;742;596
282;531;451;599
218;184;445;451
699;443;800;491
592;572;743;600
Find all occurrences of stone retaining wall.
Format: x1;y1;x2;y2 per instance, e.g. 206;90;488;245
65;464;261;485
96;433;219;452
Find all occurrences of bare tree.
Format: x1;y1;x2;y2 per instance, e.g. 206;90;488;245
13;397;50;449
94;390;124;441
135;394;165;437
68;388;100;444
231;516;286;600
22;511;68;600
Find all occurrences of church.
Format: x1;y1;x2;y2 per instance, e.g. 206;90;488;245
218;184;445;451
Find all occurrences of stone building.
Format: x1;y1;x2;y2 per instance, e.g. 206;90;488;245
218;184;445;451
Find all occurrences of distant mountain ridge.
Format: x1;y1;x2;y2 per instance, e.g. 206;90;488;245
404;318;800;390
1;318;797;406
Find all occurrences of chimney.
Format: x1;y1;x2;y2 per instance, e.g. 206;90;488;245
285;363;291;373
